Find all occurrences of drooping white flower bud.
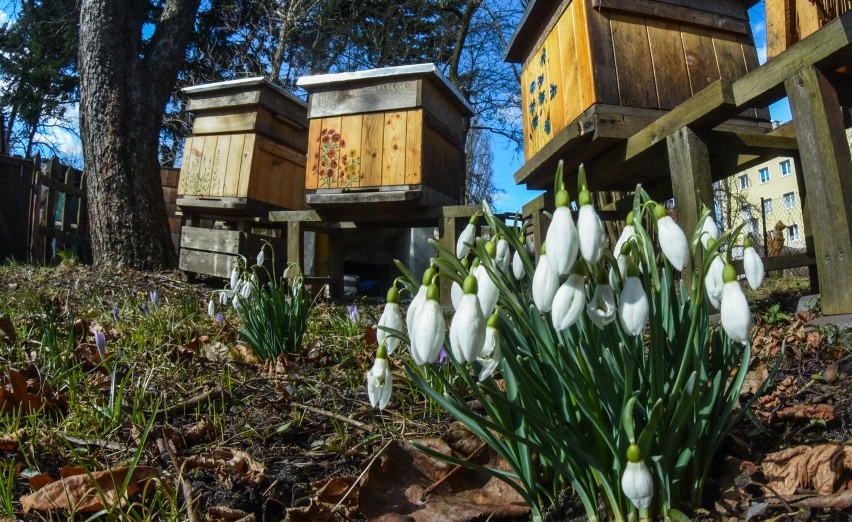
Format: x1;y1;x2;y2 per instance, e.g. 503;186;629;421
367;345;393;410
720;263;752;344
449;275;486;363
456;215;478;258
450;280;463;310
622;444;654;511
477;313;501;381
406;268;434;335
256;248;265;267
532;247;559;313
410;283;446;366
700;215;720;250
587;283;617;328
378;287;404;354
476;243;500;317
495;238;511;274
551;273;585;331
705;255;725;309
613;212;636;260
619;273;649;336
545;189;579;276
742;237;765;290
654;204;689;271
229;266;240;290
512;249;525;280
577;189;604;264
207;299;215;318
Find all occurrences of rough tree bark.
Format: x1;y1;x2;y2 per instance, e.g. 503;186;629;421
79;0;200;269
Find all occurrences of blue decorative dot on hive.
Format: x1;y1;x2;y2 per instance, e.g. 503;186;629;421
530;81;536;94
532;115;539;130
544;117;551;135
540;48;547;65
550;84;558;100
538;91;546;105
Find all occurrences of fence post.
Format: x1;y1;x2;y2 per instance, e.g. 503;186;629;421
760;196;769;258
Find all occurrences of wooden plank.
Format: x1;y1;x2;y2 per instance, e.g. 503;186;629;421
192;110;258;135
210;134;230;197
795;0;822;42
249;146;273;204
257;135;307;166
237;134;256;198
382;111;406;187
521;64;534;160
558;4;582;129
186;89;261;112
791;154;820;291
223;134;245;197
36;173;86;198
585;0;620;106
610;11;658;107
361;113;384;187
181;226;242;254
307;80;419;119
666;126;714;258
179;249;237;279
647;17;692;108
546;27;566;140
305;119;323;190
766;0;794;59
419;80;466;147
573;0;595;113
681;24;719;96
732;12;852;110
405;110;422;185
339;114;364;188
713;31;757;119
785;65;852;314
199;135;219;195
593;0;749;34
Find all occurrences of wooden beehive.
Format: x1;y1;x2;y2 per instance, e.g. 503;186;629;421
297;64;474;207
177;77;308;212
766;0;852;59
506;0;768;187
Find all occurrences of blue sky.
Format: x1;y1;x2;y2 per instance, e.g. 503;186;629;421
488;1;793;213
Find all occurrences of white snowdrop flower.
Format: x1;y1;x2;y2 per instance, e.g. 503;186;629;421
456;216;478;258
608;254;629;290
619;275;649;336
587;283;617;328
532;248;559;313
256;248;265;267
229;266;240;290
496;238;511;274
406;268;434;335
450;280;463;310
613;212;636;259
366;347;392;410
720;263;752;344
449;275;486;363
545;189;579;276
700;215;720;250
409;283;446;366
512;249;525;280
232;293;240;309
705;255;725;309
551;273;586;331
240;279;252;299
378;287;404;354
207;299;215;318
742;237;765;290
622;445;654;511
477;313;501;381
654;204;689;271
219;290;229;306
577;189;604;264
475;263;499;318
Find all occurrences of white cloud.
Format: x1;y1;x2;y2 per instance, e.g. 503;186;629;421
0;10;9;26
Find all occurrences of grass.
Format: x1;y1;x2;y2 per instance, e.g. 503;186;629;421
0;261;445;520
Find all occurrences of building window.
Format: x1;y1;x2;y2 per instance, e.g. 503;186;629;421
759;167;771;184
787;224;800;242
738;174;750;190
741;205;752;221
763;198;773;215
783;192;796;208
780;159;792;176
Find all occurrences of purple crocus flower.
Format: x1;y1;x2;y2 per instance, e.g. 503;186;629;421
215;313;224;325
112;307;120;323
94;331;107;359
347;304;360;325
435;347;449;369
149;290;159;311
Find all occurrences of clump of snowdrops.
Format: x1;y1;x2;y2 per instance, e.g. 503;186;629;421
368;162;780;521
209;242;311;360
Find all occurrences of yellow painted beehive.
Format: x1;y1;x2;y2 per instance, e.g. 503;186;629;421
506;0;768;187
298;64;474;207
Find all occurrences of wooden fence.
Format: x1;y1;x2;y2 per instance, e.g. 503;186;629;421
0;154;182;265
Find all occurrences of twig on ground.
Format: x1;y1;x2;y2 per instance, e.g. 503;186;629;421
157;385;225;419
334;439;394;512
156;437;201;522
290;400;374;432
420;441;488;501
62;434;130;452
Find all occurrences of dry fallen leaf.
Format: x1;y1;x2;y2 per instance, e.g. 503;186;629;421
0;428;26;450
774;403;836;423
183;447;267;487
207;505;255;521
20;466;157;513
357;424;528;521
762;444;852;496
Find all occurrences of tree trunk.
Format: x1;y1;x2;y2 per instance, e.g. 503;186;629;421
78;0;199;269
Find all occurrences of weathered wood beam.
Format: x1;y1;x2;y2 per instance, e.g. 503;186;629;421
666;127;714;261
785;65;852;314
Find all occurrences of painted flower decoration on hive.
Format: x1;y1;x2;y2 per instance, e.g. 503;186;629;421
314;128;362;188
